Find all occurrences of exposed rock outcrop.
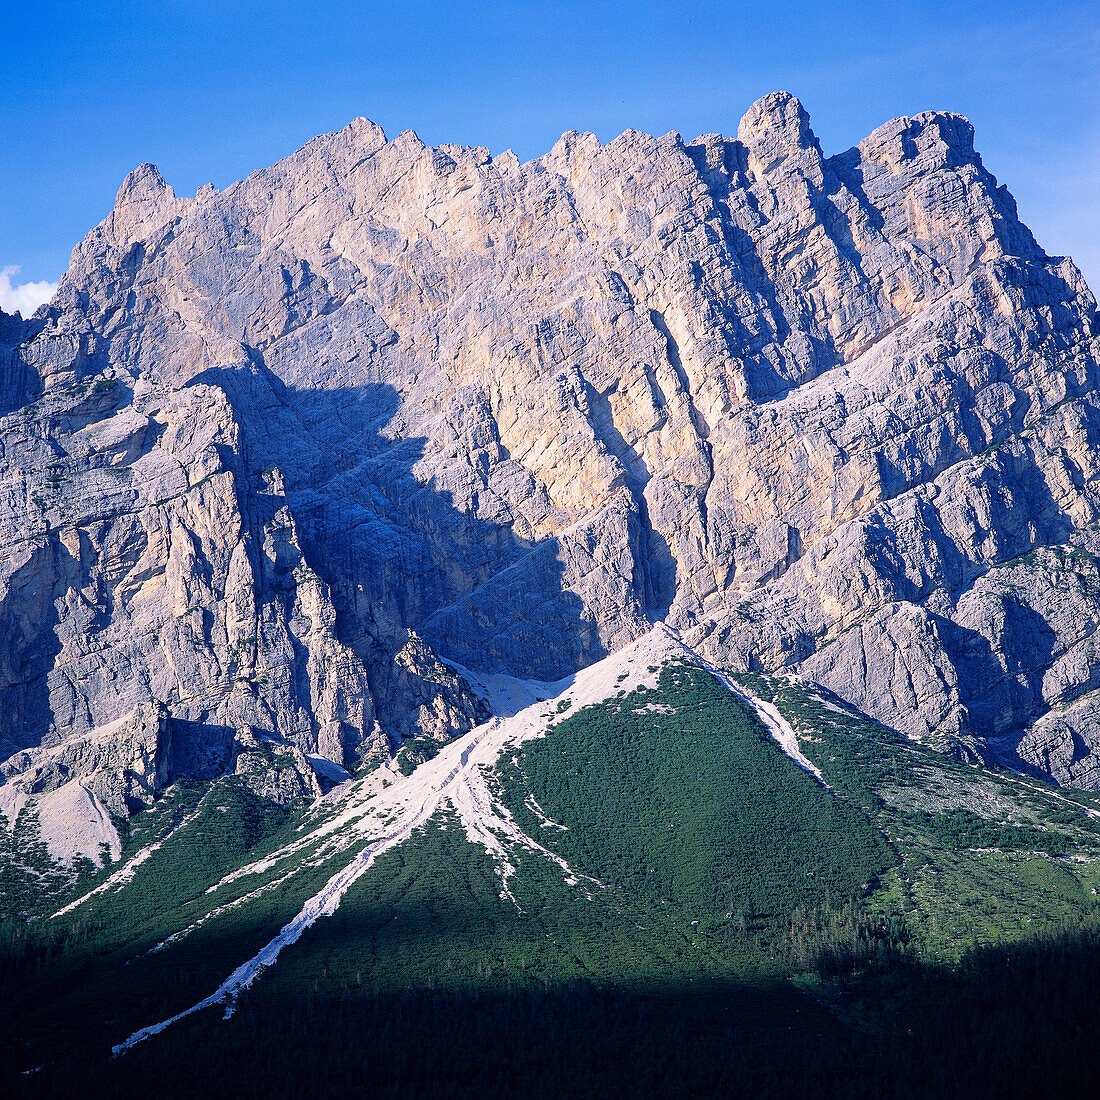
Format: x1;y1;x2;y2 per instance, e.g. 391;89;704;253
1;702;170;816
3;89;1100;834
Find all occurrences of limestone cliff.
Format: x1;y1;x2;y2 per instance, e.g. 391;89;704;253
3;91;1100;851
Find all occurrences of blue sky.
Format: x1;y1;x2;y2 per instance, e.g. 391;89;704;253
2;1;1098;312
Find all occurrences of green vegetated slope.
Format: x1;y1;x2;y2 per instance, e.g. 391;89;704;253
8;660;1100;1098
743;673;1100;957
499;661;893;947
0;775;357;1079
257;662;894;1008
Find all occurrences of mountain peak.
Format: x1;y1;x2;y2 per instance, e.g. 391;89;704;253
737;90;819;170
345;116;387;146
859;109;978;167
114;161;169;205
739;90;811;137
102;161;185;253
4;92;1100;866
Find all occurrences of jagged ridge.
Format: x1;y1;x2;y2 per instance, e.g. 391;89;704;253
2;91;1100;871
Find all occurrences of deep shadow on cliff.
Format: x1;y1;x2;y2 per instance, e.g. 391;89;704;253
188;356;623;686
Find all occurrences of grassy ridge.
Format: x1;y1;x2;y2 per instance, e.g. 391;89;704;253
499;661;894;932
247;660;894;1009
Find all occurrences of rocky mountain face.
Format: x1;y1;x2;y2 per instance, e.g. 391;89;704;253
3;91;1100;857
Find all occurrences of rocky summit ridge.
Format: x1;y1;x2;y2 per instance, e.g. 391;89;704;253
3;91;1100;861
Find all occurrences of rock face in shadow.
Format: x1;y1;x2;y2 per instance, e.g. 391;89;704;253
3;89;1100;819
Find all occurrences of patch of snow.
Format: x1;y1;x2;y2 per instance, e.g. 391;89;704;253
719;676;830;787
525;794;568;830
632;702;674;715
442;658;566;718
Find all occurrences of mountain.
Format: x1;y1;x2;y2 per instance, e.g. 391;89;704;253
5;92;1100;1095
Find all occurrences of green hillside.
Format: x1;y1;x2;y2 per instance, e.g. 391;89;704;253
7;658;1100;1098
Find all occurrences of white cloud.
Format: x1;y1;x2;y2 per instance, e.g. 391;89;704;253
0;265;58;318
